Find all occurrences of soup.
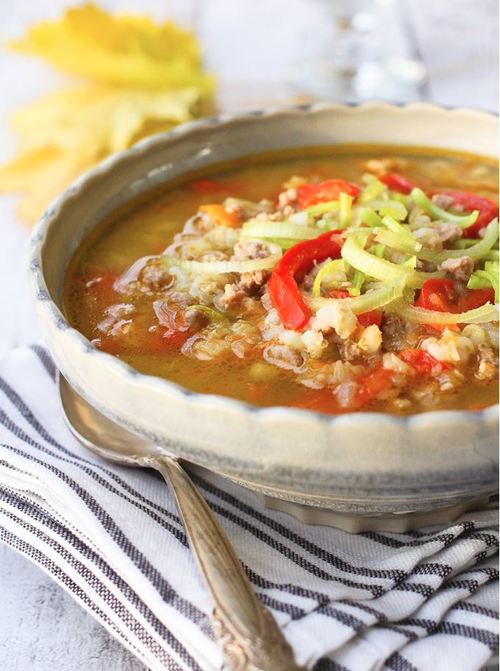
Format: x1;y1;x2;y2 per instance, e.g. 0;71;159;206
64;145;499;414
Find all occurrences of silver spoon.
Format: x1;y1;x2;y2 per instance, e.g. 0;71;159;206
58;375;304;671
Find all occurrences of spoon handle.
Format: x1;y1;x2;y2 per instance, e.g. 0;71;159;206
152;456;304;671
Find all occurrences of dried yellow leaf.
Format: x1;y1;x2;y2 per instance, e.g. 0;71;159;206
0;86;202;221
8;3;214;94
1;4;215;224
11;86;201;154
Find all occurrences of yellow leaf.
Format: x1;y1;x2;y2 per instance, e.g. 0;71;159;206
8;3;215;94
1;4;216;224
0;147;94;222
0;86;202;222
10;85;200;153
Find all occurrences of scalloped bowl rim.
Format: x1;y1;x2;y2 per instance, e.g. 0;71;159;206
29;101;499;435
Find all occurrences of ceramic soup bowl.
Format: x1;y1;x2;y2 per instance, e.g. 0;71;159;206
30;103;499;527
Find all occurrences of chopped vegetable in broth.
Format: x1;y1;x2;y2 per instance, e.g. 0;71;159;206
64;145;499;414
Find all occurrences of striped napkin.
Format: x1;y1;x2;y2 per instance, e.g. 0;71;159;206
0;345;498;671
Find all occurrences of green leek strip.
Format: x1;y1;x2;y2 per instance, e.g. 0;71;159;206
309;283;404;315
162;254;280;275
410;188;479;228
339;193;353;227
369;199;408;221
187;305;226;322
392;193;410;207
381;214;414;238
242;221;319;241
375;229;422;254
344;228;373;243
371;243;386;258
468;261;499;302
312;259;346;298
467;275;491;290
348;269;365;296
341;235;444;289
452;239;478;249
268;238;303;250
390;300;498;325
359;208;383;227
360;179;386;203
316;216;337;231
403;255;417;269
417;218;499;264
305;201;340;218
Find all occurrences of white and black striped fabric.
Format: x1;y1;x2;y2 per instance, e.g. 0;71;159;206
0;346;498;671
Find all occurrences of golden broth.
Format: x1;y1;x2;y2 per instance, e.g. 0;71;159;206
64;145;499;414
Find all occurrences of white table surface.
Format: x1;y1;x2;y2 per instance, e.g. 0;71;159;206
0;1;498;669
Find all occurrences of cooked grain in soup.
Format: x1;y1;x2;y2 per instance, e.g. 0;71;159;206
64;146;499;414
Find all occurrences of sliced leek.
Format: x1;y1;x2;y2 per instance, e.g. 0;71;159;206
369;199;408;221
309;283;404;314
410;188;479;228
305;200;340;218
339;193;353;227
360;178;387;202
390;301;498;324
375;229;422;254
381;214;415;239
312;259;347;297
358;208;382;227
467;261;499;302
187;305;226;322
242;220;319;241
341;235;444;288
452;238;478;250
417;218;498;264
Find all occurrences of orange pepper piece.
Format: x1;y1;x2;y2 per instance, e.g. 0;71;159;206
198;204;240;228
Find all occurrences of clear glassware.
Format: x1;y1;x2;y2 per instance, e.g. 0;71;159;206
289;0;427;102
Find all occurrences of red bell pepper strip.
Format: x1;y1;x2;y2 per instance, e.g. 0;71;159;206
431;190;498;238
268;231;343;330
416;278;457;312
379;173;414;194
417;279;494;313
457;287;496;311
357;310;383;328
296;179;360;208
398;348;450;375
416;279;494;332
